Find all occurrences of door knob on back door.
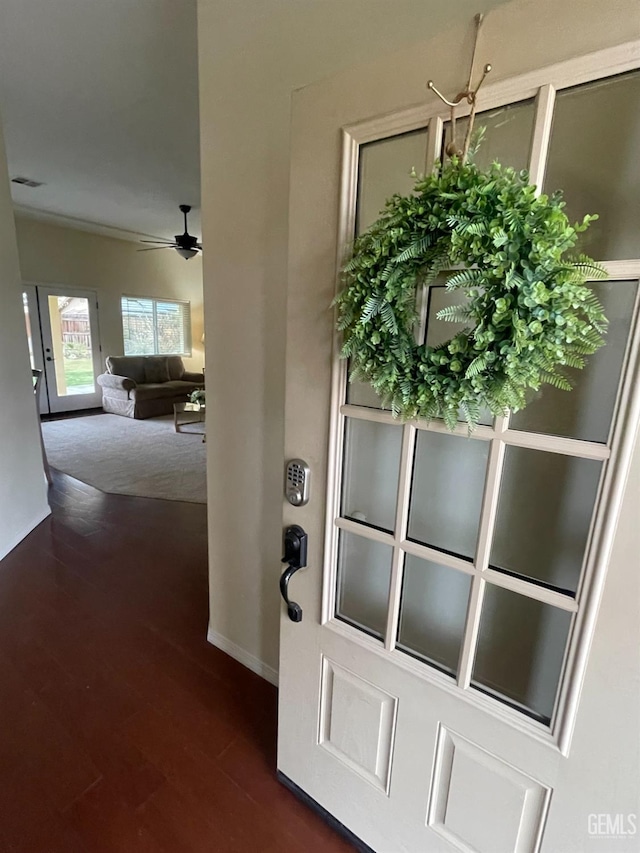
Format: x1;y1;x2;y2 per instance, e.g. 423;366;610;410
280;525;308;622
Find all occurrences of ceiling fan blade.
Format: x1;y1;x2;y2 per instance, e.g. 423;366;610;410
196;243;202;250
140;239;178;245
137;246;175;252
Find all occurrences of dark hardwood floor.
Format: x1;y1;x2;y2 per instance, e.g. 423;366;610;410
0;470;353;852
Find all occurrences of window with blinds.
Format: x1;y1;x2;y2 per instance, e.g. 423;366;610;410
121;296;192;357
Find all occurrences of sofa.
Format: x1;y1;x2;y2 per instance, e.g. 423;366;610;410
97;355;204;419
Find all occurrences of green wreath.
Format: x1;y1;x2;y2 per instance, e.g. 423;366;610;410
335;156;608;430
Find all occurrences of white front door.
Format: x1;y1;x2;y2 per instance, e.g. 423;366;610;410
36;285;103;413
278;36;640;853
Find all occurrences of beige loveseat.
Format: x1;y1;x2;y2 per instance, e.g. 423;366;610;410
97;355;204;419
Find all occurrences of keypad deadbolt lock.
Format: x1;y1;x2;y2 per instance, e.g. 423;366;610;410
285;459;310;507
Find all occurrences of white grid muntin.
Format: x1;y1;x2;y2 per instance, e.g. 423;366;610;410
322;40;640;756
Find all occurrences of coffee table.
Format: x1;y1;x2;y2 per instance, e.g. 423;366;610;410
174;401;206;442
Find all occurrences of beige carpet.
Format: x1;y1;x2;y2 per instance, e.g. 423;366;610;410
42;413;206;503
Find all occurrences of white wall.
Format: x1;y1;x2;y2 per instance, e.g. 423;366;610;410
14;215;204;373
0;118;49;561
197;0;512;681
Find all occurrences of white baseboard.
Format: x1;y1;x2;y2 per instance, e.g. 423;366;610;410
207;626;279;686
0;504;51;563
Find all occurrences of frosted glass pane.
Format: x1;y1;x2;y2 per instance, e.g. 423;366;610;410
341;418;402;532
491;447;602;594
444;99;535;171
346;376;386;409
510;281;636;442
336;531;392;639
408;431;489;560
472;585;572;723
357;128;428;234
425;281;473;349
544;71;640;260
398;555;471;676
349;129;428;407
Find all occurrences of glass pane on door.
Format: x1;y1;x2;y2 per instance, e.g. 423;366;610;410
346;379;386;410
336;531;393;640
424;281;474;349
348;127;429;407
408;431;489;561
472;585;572;724
357;127;428;234
443;99;536;171
490;447;602;594
341;418;403;532
397;554;471;676
544;69;640;260
509;280;637;442
46;295;96;396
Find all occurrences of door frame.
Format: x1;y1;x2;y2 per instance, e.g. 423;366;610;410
322;39;640;756
22;284;49;413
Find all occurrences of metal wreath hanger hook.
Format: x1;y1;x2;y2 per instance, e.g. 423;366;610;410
427;12;492;161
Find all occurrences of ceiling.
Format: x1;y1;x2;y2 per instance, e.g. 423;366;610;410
0;0;512;242
0;0;200;240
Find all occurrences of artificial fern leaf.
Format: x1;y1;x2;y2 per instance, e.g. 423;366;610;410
445;268;484;290
394;234;434;264
360;296;382;324
436;305;474;323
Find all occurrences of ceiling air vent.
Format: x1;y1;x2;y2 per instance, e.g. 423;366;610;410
11;176;45;188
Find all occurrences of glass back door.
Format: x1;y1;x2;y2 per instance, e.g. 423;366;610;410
37;287;103;412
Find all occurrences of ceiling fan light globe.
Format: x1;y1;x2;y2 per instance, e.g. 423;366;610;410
176;247;198;260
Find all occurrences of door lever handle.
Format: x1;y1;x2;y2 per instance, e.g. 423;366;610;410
280;563;303;622
280;524;308;623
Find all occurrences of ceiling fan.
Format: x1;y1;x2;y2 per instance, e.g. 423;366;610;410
139;204;202;260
